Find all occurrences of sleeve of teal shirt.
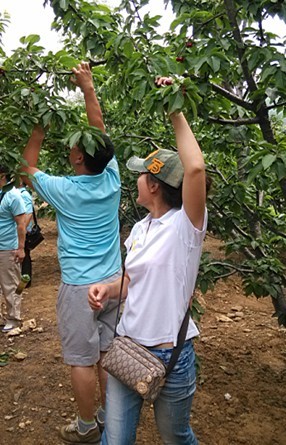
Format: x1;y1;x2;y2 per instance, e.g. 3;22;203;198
21;190;33;214
9;190;26;216
32;171;66;212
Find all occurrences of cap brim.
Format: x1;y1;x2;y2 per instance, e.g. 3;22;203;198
126;156;148;173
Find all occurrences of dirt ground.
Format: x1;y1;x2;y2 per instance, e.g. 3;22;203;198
0;219;286;445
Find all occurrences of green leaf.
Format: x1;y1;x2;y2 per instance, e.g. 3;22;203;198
57;110;67;123
193;56;208;73
133;81;147;101
60;0;69;11
168;91;184;114
247;162;263;183
69;131;82;148
59;55;78;68
275;160;286;181
82;132;96;156
200;279;209;294
122;39;134;58
86;40;96;51
262;154;276;170
186;93;198;119
21;88;30;97
31;93;40;105
42;112;53;128
209;56;220;73
25;34;41;45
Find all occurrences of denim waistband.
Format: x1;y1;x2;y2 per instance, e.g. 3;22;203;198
147;338;193;352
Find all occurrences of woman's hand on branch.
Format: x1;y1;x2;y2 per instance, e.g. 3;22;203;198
155;76;173;87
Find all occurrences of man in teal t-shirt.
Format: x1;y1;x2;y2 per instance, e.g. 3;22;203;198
21;63;121;444
0;165;26;332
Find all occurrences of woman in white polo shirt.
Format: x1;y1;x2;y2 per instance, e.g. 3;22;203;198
88;77;207;445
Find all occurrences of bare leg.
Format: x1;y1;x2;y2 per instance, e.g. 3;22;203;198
71;365;96;421
97;352;108;408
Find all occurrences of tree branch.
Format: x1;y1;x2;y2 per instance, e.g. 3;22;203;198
121;186;142;221
265;101;286;111
223;0;280;157
223;0;258;94
123;134;161;150
210;82;254;111
193;12;225;38
211;201;252;240
207;165;228;183
209;261;254;273
209;116;260;125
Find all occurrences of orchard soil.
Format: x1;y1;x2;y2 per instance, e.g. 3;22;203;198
1;219;286;445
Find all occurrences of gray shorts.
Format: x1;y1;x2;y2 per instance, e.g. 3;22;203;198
57;271;121;366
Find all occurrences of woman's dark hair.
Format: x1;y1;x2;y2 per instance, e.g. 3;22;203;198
78;134;115;174
148;172;212;208
206;174;212;197
148;174;183;208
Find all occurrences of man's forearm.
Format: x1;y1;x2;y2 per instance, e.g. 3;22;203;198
25;213;33;230
71;62;105;132
21;126;45;187
83;86;105;132
17;222;26;249
22;126;45;168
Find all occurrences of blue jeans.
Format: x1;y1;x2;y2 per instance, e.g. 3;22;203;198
101;340;198;445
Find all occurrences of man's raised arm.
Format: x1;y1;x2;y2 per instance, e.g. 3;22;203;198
71;62;105;133
21;125;45;188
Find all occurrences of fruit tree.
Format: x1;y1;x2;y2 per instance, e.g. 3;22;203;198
0;0;285;324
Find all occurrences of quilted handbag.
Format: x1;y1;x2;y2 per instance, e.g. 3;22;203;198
102;336;166;402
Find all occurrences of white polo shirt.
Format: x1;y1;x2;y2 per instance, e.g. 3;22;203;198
117;206;208;346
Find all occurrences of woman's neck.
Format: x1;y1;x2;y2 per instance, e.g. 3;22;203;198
149;202;172;219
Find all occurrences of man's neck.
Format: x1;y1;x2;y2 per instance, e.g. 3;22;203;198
74;165;96;176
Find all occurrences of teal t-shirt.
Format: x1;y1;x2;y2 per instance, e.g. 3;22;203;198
19;187;33;232
32;157;121;285
0;187;26;250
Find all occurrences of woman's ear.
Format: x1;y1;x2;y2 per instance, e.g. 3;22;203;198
149;179;160;194
147;174;160;194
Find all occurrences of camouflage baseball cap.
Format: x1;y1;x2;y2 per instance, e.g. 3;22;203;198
126;149;184;189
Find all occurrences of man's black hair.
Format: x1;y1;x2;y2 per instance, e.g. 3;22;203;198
0;164;11;182
78;134;115;174
0;164;8;174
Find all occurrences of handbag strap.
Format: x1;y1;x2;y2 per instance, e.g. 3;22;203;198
32;206;38;225
165;308;190;377
0;191;6;204
113;265;126;337
115;264;190;376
